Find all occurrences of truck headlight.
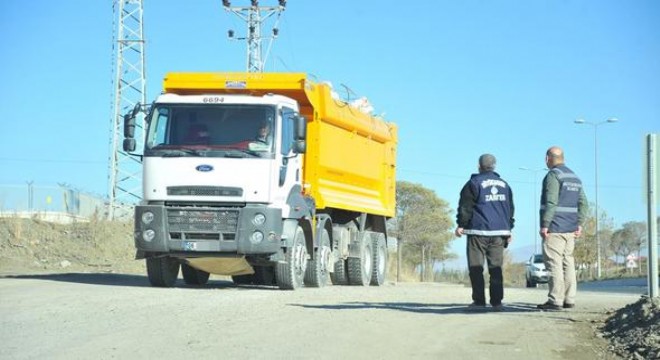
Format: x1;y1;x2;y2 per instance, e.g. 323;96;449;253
143;229;156;242
250;231;264;244
141;211;155;225
253;213;266;226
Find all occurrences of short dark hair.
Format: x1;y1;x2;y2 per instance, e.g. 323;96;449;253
479;154;496;172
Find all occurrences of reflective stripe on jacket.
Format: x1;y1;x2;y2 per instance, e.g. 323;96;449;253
459;171;514;236
540;165;582;233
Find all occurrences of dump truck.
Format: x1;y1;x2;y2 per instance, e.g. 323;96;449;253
123;72;397;289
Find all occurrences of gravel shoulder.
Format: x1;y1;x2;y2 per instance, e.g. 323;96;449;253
0;275;641;360
1;218;657;359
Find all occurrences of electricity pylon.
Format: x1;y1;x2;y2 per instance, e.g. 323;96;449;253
108;0;146;219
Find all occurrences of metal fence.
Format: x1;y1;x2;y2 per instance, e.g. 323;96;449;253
0;183;109;221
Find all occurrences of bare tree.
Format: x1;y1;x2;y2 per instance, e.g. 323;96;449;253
574;205;614;278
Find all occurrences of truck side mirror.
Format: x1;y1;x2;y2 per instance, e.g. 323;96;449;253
292;140;306;154
131;103;141;118
123;138;136;152
124;113;136;138
294;115;306;140
291;115;306;154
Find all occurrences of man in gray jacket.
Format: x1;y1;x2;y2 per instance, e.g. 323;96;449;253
537;146;588;310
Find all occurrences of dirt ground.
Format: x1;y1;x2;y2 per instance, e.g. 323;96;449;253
0;217;143;275
1;217;658;359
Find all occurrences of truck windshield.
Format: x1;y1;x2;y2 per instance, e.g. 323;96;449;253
144;104;276;158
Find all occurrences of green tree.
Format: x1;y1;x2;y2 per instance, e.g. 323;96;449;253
393;181;454;281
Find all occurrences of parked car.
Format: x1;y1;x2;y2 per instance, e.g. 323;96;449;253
525;254;548;288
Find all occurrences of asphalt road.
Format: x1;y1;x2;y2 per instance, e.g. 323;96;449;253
0;274;642;360
577;277;651;295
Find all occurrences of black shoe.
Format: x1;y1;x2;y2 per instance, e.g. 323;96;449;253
466;302;487;312
563;303;575;309
537;301;562;310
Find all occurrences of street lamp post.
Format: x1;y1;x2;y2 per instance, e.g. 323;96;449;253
519;167;546;254
574;117;618;279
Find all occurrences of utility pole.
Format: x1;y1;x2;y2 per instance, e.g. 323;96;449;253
520;167;546;254
574;118;618;278
108;0;147;219
223;0;286;72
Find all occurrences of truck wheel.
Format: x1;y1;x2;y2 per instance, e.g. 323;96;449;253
348;238;373;286
276;225;308;290
181;263;210;285
330;258;349;285
253;265;275;286
232;274;254;285
370;235;387;286
146;256;180;287
304;229;331;287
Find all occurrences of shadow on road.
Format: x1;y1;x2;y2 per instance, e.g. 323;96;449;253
0;273;235;289
290;301;540;315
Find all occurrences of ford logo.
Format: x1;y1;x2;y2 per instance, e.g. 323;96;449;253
196;164;214;172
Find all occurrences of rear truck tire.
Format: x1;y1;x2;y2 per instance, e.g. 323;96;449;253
348;238;373;286
370;235;387;286
304;229;331;287
276;225;308;290
330;258;349;285
146;256;180;287
232;274;254;285
181;263;210;285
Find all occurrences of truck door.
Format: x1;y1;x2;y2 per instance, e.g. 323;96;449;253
274;107;303;209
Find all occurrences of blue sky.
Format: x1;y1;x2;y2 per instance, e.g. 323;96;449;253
0;1;658;262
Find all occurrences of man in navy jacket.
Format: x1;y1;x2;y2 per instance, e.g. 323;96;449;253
455;154;515;311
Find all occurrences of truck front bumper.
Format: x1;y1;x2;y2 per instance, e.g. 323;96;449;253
134;204;282;255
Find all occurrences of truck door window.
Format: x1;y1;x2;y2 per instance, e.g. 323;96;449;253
146;107;169;148
280;107;295;156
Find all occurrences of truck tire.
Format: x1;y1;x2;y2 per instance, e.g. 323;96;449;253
276;225;308;290
348;239;373;286
181;263;210;285
253;265;276;286
330;258;349;285
232;274;254;285
146;256;180;287
370;235;387;286
304;229;331;287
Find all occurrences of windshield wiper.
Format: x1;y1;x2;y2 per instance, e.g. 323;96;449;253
223;149;259;158
160;149;207;157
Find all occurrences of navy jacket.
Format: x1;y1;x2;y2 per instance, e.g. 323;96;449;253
457;171;515;236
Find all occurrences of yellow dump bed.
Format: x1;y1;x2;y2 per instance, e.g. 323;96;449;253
163;72;397;217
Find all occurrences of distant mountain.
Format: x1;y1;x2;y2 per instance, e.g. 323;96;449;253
508;244;539;263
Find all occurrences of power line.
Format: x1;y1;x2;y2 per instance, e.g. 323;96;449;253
0;157;106;165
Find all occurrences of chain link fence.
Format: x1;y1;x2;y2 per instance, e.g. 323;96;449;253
0;183;109;222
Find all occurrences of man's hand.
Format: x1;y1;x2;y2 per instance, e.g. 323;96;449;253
503;235;512;248
574;225;582;238
454;227;464;237
540;227;548;239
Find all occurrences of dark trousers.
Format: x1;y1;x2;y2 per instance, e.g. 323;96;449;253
467;235;504;306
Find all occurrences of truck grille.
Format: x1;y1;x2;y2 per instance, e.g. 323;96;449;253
167;209;239;235
167;186;243;197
